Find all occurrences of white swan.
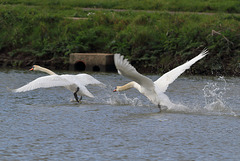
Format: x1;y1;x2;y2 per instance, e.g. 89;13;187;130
13;65;105;102
113;49;208;111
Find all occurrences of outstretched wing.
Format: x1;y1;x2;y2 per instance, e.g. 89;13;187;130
114;54;154;90
60;74;105;87
12;75;74;93
76;74;105;87
154;49;208;92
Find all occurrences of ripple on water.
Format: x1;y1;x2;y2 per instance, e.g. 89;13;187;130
0;70;240;160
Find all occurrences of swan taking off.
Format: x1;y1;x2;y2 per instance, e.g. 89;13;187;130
13;65;105;102
113;49;208;111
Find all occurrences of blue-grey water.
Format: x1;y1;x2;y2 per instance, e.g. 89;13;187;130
0;69;240;160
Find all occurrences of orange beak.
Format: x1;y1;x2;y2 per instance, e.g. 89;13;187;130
29;68;34;71
113;89;117;92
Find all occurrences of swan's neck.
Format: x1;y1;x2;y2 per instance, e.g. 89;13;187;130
36;66;56;75
117;81;139;91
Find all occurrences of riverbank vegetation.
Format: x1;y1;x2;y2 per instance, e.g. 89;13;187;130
0;1;239;76
2;0;240;13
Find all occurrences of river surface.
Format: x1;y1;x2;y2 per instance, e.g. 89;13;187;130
0;69;239;160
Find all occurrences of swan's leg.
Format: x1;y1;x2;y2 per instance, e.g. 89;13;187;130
79;96;83;101
74;87;80;103
158;104;161;112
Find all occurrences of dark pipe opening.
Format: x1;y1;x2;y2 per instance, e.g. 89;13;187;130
93;65;100;72
74;61;86;71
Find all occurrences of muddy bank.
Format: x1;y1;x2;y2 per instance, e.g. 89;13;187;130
1;52;239;76
0;53;69;70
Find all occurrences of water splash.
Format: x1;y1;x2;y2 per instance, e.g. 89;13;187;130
202;76;237;116
87;84;143;106
106;93;143;106
86;79;237;117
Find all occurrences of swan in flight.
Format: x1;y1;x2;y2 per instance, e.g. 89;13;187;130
113;49;208;111
13;65;105;102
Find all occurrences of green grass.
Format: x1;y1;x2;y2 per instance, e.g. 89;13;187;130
0;1;239;75
2;0;240;13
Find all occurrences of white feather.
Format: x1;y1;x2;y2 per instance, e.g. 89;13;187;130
114;54;154;91
154;49;208;92
12;65;106;99
114;49;208;107
13;75;73;93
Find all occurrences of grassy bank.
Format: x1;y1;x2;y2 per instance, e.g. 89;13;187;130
0;4;239;75
2;0;240;13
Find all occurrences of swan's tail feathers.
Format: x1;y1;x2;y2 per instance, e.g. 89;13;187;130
77;85;95;98
89;79;106;88
88;93;94;98
75;74;106;87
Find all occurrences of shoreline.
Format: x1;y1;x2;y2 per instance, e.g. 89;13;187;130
0;5;239;76
1;52;239;76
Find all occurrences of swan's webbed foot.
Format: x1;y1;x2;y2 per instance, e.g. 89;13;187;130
74;87;80;103
158;104;161;112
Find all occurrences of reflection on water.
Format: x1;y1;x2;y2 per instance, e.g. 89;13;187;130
0;69;240;160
